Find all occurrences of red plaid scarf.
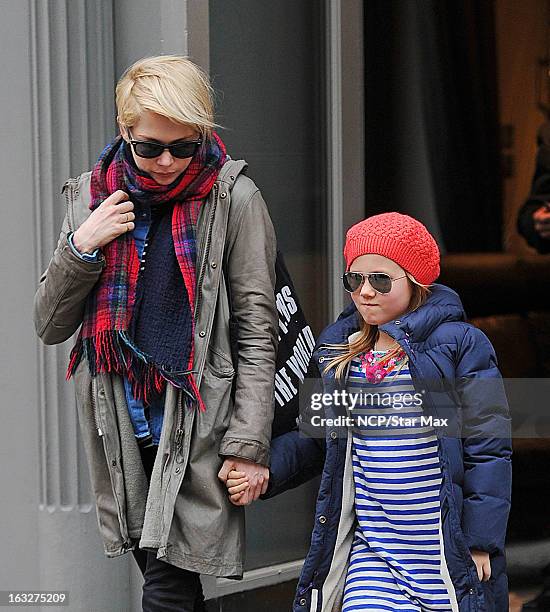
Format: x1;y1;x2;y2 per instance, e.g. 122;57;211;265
67;133;227;407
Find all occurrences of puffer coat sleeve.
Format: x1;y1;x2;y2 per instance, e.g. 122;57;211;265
455;326;512;556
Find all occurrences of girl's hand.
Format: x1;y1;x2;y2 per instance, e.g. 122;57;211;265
226;469;249;504
217;457;269;506
72;190;135;253
470;549;491;582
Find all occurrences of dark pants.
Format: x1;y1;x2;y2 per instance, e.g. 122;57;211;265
133;445;206;612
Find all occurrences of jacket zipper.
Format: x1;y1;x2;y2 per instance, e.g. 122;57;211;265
174;391;184;452
194;184;218;320
91;378;103;437
63;178;78;232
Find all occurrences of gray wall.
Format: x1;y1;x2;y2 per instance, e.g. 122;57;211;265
1;0;40;591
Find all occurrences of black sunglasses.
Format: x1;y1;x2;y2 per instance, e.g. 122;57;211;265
127;130;202;159
342;271;407;294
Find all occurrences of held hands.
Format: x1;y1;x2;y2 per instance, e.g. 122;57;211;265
72;190;135;253
217;458;269;507
533;204;550;239
470;549;491;582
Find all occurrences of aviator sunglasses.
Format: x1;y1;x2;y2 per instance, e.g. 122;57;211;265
342;271;407;294
127;130;203;159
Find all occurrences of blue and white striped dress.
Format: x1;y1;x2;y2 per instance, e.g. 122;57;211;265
342;352;455;612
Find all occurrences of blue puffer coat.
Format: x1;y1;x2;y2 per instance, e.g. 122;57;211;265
266;284;512;612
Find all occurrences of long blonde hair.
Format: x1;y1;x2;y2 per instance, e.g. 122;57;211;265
324;275;431;380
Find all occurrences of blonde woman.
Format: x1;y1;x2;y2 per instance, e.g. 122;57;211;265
34;55;277;611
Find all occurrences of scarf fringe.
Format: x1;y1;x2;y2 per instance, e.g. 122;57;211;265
67;331;204;409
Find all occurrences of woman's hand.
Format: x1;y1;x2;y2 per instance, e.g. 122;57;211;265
72;190;135;253
470;549;491;582
218;457;269;506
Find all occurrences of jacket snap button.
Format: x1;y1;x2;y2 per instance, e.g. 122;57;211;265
229;175;235;181
469;588;475;595
395;320;401;325
299;598;306;606
220;192;227;199
319;357;324;363
330;431;337;440
318;515;327;524
211;262;217;268
199;331;206;338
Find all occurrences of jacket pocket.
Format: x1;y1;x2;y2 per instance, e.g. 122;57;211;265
207;345;235;378
194;348;235;440
480;577;495;611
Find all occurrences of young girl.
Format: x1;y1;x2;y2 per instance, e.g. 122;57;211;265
225;213;511;612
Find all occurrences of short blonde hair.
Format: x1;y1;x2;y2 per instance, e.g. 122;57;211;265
116;55;216;138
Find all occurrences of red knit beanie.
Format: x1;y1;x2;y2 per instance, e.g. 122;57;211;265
343;212;440;284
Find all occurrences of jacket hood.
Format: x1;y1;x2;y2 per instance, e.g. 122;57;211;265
316;283;466;348
393;283;466;340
